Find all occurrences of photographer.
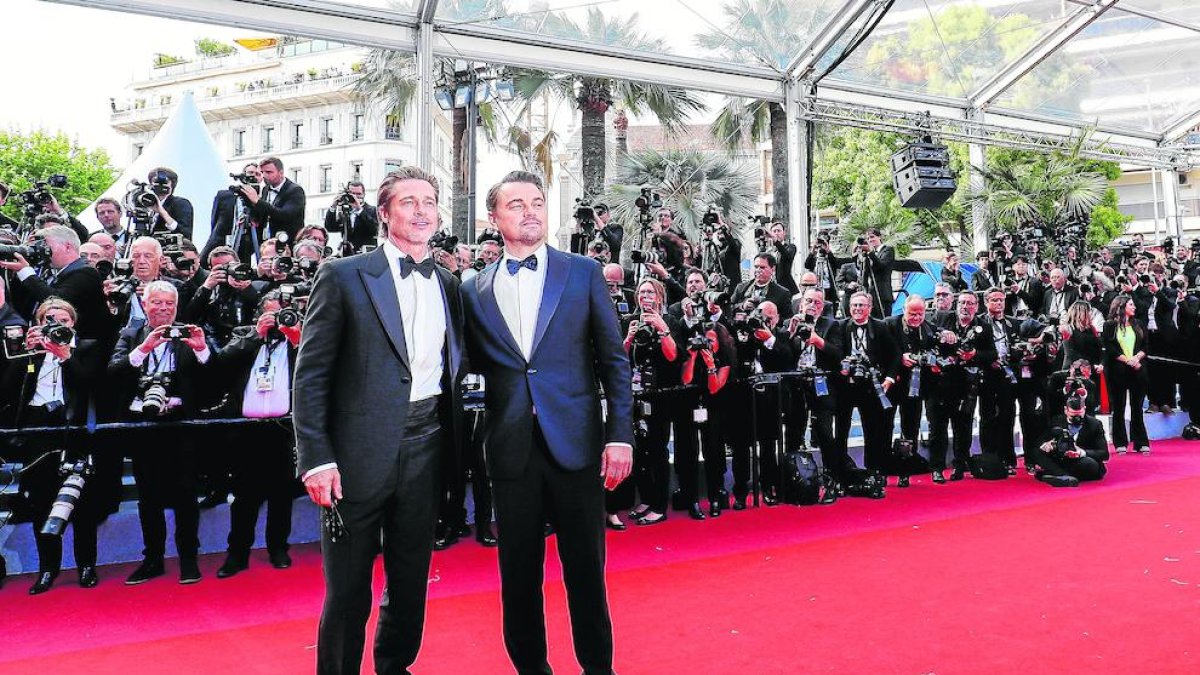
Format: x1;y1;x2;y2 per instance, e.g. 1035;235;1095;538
618;279;680;527
699;210;741;283
212;291;303;577
1060;300;1105;378
477;237;503;268
855;229;895;319
80;240;114;274
732;253;794;321
181;246;261;346
585;239;611;266
0;299;115;593
1046;359;1100;417
324;180;379;254
163;238;205;299
1006;256;1044;317
930;282;956;323
140;167;194;239
29;193;91;243
970;250;997;292
804;231;849;310
932;291;997;482
834;292;899;485
108;281;214;584
676;294;736;520
591;202;624;265
1145;265;1182;413
243;157;306;243
767;221;798;295
979;288;1025;474
0;225;113;340
1103;294;1151;455
203;162;264;264
725;301;794;507
252;237;292;293
1028;397;1109;487
883;295;942;487
106;236;188;330
604;264;635;315
941;252;969;293
783;288;844;486
1040;268;1077;324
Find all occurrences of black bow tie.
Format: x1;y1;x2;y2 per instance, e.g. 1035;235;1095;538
399;255;436;279
506;255;538;275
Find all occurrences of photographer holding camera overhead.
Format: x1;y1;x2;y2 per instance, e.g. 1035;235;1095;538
324;180;378;255
0;225;113;341
141;167;194;240
765;220;798;295
855;228;895;319
108;280;215;585
1028;397;1109;487
0;298;116;594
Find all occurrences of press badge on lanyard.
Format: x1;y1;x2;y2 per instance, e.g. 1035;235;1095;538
256;365;275;392
694;406;708;423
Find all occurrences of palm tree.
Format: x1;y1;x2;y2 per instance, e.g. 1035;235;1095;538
604;148;758;252
512;8;707;200
697;0;835;221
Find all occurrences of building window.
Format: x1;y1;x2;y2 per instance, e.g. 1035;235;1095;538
262;125;275;153
320;117;334;145
385;113;403;140
289;167;303;189
233;129;246;156
290;121;304;149
351;113;365;141
319;164;333;193
350;161;363;182
384;159;402;176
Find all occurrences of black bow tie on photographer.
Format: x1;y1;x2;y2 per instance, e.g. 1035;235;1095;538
506;255;538;275
399;255;436;279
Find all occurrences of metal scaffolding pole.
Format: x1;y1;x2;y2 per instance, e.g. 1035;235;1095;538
785;81;813;254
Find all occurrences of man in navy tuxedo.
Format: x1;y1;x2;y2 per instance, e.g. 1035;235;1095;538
462;171;633;675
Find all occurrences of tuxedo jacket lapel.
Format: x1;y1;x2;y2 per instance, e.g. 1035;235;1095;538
476;263;524;359
530;248;568;358
358;248;410;371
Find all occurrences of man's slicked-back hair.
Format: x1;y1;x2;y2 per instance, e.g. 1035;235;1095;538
486;171;544;213
377;166;441;211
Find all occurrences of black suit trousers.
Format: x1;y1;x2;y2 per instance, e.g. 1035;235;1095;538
835;381;893;473
1108;373;1149;449
786;381;840;479
672;390;725;504
491;421;613;675
227;423;298;556
980;372;1018;465
131;427;200;560
317;398;442;675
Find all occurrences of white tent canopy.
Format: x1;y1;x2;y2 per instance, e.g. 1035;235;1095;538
77;91;227;248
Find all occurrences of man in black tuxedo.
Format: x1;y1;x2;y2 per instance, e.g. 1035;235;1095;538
244;156;306;243
202;162;263;264
940;252;969;293
1006;256;1044;317
324;180;379;255
461;171;633;675
732;252;794;320
857;228;895;318
883;295;942;487
294;166;465;675
1028;397;1109;487
970;250;997;292
933;292;997;481
979;288;1022;473
591;202;624;265
0;225;114;341
767;221;799;294
803;234;848;311
108;281;215;585
834;291;899;480
784;288;844;483
1040;268;1078;321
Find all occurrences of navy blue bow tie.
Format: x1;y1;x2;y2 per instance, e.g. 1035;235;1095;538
506;255;538;275
399;255;436;279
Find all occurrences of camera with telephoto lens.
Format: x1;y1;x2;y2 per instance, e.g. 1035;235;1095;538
1010;340;1041;363
221;261;255;282
428;229;459;254
471;258;486;272
910;350;946;369
273;255;295;275
137;373;173;416
333;184;357;208
630;248;661;265
1048;426;1075;461
856;236;867;247
685;322;714;352
733;309;768;338
18;174;69;220
296;256;320;277
841;354;872;379
41;452;95;537
0;239;52;267
106;260;140;305
41;320;75;347
958;325;984;354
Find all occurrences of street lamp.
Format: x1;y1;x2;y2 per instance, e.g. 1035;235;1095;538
434;62;515;243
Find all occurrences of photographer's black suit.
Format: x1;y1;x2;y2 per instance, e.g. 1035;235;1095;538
773;240;798;294
833;318;899;477
202;189;263;264
158;194;194;240
248;178;306;243
10;257;114;341
732;279;795;319
324;204;379;252
725;326;795;501
1028;415;1108;481
293;247;464;675
1040;286;1078;321
1102;319;1149;450
803;249;850;307
883;316;942;457
861;246;895;318
980;315;1022;467
932;315;997;473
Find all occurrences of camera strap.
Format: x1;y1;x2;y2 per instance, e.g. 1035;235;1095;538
909;366;921;399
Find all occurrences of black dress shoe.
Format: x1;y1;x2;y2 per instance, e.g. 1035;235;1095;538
476;530;499;547
454;523;473;538
1005;464;1017;476
762;491;779;506
1040;474;1080;488
628;506;651;521
687;503;706;520
605;517;627;531
179;558;202;584
709;501;723;518
125;558;165;585
897;475;910;488
932;471;946;484
269;550;292;569
217;555;249;579
950;468;966;481
78;566;99;588
732;497;747;511
29;571;56;595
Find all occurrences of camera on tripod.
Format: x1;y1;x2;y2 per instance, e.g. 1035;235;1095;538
41;452;96;537
17;174;68;221
634;187;661;221
123;180;159;229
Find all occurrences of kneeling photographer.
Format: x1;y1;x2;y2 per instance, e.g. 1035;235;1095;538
108;281;215;585
1;299;116;594
1028;397;1109;487
212;291;303;577
617;279;680;528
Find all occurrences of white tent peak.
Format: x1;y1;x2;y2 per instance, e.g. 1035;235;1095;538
77;90;227;247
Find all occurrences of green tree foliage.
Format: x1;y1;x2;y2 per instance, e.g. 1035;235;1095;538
0;130;116;223
195;38;236;58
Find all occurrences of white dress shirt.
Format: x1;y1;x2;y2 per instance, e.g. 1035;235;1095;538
494;244;548;360
242;339;292;418
31;354;66;408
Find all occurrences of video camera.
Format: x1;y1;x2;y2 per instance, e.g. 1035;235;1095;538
106;260;140;306
123;180;159;229
0;239;52;267
229;171;261;193
17;174;68;221
574;197;597;229
634;187;661;225
428;229;459;254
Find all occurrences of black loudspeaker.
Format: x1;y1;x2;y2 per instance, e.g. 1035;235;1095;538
892;140;956;210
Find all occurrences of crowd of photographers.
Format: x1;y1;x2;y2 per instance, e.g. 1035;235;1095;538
1;166;1197;597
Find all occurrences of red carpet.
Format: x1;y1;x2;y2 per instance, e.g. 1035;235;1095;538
5;442;1200;674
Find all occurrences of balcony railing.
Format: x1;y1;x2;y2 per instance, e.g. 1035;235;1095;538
111;73;362;125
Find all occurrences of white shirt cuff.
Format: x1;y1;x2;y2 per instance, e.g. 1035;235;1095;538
764;335;777;350
194;344;211;364
303;463;338;481
605;442;633;451
16;267;35;282
129;347;149;368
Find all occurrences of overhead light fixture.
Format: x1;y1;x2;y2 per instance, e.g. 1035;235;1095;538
434;88;454;111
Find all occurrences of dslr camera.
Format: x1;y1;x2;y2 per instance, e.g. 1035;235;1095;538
220;261;255;282
0;239;52;267
17;174;69;221
41;452;96;537
135;373;173;416
106;260;140;306
1048;426;1075;461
